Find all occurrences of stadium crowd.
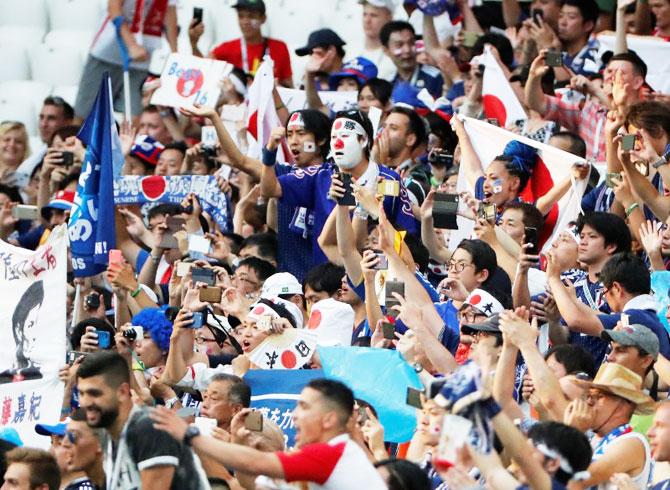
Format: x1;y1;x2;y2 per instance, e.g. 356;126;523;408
4;0;670;488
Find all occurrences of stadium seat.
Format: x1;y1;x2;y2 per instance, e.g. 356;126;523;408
52;84;79;107
29;44;84;86
0;81;52;129
0;0;48;36
0;45;30;82
0;98;38;136
47;0;104;32
44;30;94;54
265;0;324;49
0;26;45;49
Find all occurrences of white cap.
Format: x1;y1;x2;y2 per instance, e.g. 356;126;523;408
359;0;398;12
261;272;303;298
307;298;354;347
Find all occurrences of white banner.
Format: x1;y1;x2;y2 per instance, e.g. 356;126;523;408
0;225;68;448
277;87;358;114
151;53;233;108
597;33;670;94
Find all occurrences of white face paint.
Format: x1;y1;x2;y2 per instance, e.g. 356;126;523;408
331;119;366;170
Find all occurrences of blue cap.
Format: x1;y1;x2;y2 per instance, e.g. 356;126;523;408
391;82;427;109
35;420;68;437
130;135;164;166
328;57;378;90
0;428;23;447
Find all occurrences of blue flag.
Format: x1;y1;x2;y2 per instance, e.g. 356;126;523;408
319;346;422;443
68;73;117;277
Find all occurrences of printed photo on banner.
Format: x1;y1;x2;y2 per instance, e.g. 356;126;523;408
151;53;233;109
0;226;67;448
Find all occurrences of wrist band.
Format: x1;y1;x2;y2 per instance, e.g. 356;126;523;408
261;147;278;167
130;285;142;298
625;202;639;217
112;15;125;29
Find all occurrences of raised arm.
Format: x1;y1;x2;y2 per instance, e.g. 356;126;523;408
524;53;550;116
451;117;485;188
420;191;453;264
501;0;522;28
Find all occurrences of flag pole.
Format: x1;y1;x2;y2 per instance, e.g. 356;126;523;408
113;16;132;122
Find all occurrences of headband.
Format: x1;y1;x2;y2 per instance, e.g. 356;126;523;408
287;112;306;129
332;117;368;141
462;289;504;317
535;443;590;480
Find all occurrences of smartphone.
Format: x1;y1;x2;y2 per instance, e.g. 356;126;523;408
158;216;186;249
188;234;211;255
11;205;39;220
524;227;539;255
191;310;207;329
462;31;481;48
191;267;216;286
385;280;405;318
478;202;496;222
545;50;563;67
245;411;263;431
621;134;637;151
532;8;544;26
194;416;216;436
434;415;474;471
96;330;111;349
377;179;400;197
606;172;622;188
372;253;388;270
192;6;203;25
432;193;459;229
381;321;395;340
66;351;86;365
199;286;222;303
108;249;123;267
176;261;192;277
335;173;355;206
406;387;424;408
59;151;74;167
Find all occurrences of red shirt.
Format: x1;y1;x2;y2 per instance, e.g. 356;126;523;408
210;37;292;80
652;27;670;42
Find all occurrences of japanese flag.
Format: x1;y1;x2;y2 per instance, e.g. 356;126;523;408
249;329;318;370
455;117;589;251
481;45;527;127
246;56;288;162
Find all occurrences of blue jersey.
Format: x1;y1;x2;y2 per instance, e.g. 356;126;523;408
275;163;315;281
392;64;445;99
581;182;614;213
278;161;419;265
562;38;600;76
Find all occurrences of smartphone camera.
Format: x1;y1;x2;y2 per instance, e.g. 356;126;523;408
97;330;111;349
191;310;208;329
84;293;100;310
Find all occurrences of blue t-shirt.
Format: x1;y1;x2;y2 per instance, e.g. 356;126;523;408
581;182;614;214
275;163;315;282
562;38;600;76
278;161;419;265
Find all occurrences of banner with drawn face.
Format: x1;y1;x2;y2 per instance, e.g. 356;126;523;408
0;225;67;448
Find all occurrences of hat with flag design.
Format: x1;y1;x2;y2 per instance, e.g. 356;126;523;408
130;135;164;166
41;189;75;220
460;288;504;318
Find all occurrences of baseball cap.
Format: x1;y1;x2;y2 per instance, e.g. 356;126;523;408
295;29;346;57
41;189;75;220
359;0;398;12
601;323;660;360
461;314;501;336
232;0;266;14
0;428;23;447
261;272;303;298
35;419;69;437
329;57;378;90
130;135;164;166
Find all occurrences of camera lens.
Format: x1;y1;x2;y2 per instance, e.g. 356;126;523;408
123;329;137;341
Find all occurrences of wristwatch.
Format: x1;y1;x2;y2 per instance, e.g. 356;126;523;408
183;425;201;446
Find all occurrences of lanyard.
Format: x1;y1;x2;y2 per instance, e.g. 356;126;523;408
241;37;269;74
592;423;632;458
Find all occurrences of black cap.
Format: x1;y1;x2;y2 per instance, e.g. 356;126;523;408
232;0;266;14
460;314;501;336
295;28;346;57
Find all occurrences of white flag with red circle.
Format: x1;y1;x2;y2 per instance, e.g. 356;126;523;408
249;329;318;370
454;117;589;252
481;46;527;127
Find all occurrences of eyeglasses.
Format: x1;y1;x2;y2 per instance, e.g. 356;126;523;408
447;260;474;273
585;391;606;403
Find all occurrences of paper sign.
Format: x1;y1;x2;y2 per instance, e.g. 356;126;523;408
201;126;218;147
151;53;232;109
249;329;318;370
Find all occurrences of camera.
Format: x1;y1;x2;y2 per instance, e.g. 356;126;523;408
123;326;144;342
84;293;100;310
428;150;454;168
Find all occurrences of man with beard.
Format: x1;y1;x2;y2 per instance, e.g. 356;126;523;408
76;351;209;489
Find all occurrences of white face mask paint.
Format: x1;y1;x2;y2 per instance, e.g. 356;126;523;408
331;118;367;170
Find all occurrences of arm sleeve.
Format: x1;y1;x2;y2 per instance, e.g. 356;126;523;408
276;442;346;484
597;313;621;331
129;414;183;470
543;95;581;132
